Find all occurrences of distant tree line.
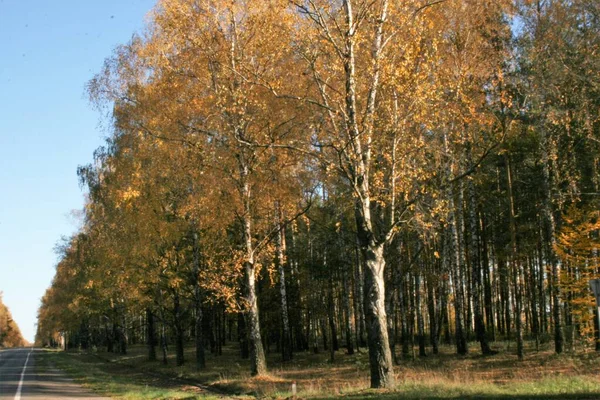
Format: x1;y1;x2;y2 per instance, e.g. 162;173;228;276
0;293;26;348
35;0;600;388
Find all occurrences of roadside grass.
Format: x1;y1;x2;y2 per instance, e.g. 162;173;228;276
46;339;600;399
36;349;224;399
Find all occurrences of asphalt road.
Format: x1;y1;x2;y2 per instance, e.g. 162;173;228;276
0;348;108;399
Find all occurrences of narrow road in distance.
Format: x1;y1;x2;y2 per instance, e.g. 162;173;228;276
0;348;108;399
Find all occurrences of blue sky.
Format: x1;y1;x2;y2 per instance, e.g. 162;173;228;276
0;0;156;343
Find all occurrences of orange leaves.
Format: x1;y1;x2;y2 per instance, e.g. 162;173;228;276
555;204;600;342
117;187;141;204
555;206;600;262
0;295;26;347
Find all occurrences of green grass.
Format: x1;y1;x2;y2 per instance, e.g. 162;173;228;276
43;340;600;399
36;349;225;399
309;376;600;399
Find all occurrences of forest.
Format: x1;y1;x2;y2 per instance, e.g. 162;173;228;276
35;0;600;393
0;293;26;348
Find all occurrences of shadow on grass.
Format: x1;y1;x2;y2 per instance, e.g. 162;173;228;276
36;350;214;399
320;391;600;400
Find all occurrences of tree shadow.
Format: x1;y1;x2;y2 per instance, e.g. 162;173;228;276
334;392;600;400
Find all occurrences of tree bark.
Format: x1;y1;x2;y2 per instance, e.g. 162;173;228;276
160;322;168;365
238;312;249;359
480;213;495;341
447;191;468;355
275;203;293;361
427;273;439;355
240;162;267;375
288;224;307;352
173;291;185;366
343;262;356;355
385;259;396;363
327;262;339;352
244;260;266;375
362;244;395;388
320;317;329;351
355;244;367;348
506;154;524;360
193;231;206;369
540;131;563;354
457;182;472;341
465;151;493;355
443;133;468;355
415;271;426;357
537;224;548;336
146;308;156;362
399;270;410;358
341;0;393;387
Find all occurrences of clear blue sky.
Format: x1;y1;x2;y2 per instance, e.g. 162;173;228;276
0;0;156;343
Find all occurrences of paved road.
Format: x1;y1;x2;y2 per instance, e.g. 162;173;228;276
0;348;108;399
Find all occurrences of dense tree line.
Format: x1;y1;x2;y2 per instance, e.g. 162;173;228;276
0;293;26;348
36;0;599;388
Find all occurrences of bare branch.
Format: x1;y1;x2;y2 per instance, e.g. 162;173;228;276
412;0;448;18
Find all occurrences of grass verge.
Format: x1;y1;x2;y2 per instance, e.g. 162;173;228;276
37;349;228;399
45;340;600;399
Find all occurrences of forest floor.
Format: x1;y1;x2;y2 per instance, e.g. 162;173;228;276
45;339;600;399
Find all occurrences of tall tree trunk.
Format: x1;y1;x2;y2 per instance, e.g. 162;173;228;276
342;0;393;388
244;259;266;375
275;202;293;362
241;167;267;375
399;269;410;357
528;255;540;350
537;223;548;336
355;244;367;348
105;322;113;353
480;213;495;341
498;256;511;339
465;149;493;355
457;182;472;340
112;307;126;355
207;308;216;354
415;271;426;357
327;261;339;352
506;154;524;360
440;274;452;345
343;263;355;355
444;133;467;355
238;312;249;359
193;230;206;369
353;247;362;350
594;306;600;352
385;258;396;363
447;191;468;355
160;322;168;365
320;317;329;351
173;291;185;366
311;316;319;353
195;304;205;368
427;273;439;355
361;243;395;388
288;223;307;352
540;131;563;354
118;314;127;355
215;308;223;355
146;308;156;362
